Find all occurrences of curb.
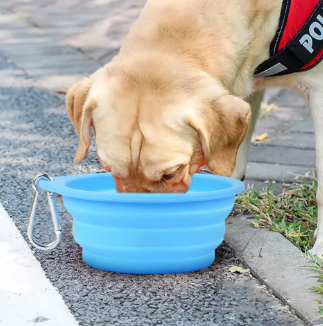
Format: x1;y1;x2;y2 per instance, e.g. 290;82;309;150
225;214;323;326
0;205;80;326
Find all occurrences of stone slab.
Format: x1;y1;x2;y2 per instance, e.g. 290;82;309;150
291;121;315;134
249;145;316;167
245;162;314;182
264;88;285;103
225;214;323;325
273;89;308;108
8;54;99;69
26;66;98;77
34;74;86;90
0;44;79;56
258;132;315;150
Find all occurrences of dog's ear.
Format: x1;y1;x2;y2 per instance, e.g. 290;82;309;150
66;77;96;163
188;95;251;176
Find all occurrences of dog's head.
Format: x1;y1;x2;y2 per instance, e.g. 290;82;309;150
66;58;251;193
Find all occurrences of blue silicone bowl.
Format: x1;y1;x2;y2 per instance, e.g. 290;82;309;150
39;173;244;274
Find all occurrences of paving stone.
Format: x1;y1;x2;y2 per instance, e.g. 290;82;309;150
0;35;63;45
98;48;120;64
12;0;80;13
1;24;91;35
253;109;310;140
75;47;110;62
31;12;110;22
0;23;34;32
264;88;285;103
0;12;31;26
245;162;314;182
257;132;315;150
0;44;78;56
0;29;75;40
36;27;93;36
243;179;284;194
273;89;307;108
249;145;316;167
34;74;86;90
5;0;54;11
269;106;310;121
10;54;99;69
225;214;323;325
67;5;142;53
32;18;104;29
290;120;315;134
26;64;100;77
253;118;296;138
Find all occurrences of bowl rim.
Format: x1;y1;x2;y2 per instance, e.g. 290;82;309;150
38;172;245;203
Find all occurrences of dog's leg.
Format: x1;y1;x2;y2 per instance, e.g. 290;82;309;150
232;90;264;180
307;86;323;257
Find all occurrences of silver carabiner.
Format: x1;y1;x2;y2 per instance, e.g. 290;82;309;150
27;173;62;250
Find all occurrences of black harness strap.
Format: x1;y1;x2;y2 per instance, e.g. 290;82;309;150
255;0;323;77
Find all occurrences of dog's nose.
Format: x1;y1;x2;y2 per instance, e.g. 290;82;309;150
114;176;151;193
117;186;151;193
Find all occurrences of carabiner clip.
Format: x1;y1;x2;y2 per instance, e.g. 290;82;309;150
27;173;61;250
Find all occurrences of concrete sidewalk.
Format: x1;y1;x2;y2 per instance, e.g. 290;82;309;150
0;1;317;325
247;89;314;189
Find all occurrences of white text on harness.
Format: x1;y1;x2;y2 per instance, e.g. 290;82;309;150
299;13;323;53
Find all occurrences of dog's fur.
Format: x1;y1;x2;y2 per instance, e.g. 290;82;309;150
66;0;323;257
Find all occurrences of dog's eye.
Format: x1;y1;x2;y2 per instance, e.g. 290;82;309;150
161;167;181;181
161;173;175;181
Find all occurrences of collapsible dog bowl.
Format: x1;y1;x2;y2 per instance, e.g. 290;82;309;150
28;173;244;274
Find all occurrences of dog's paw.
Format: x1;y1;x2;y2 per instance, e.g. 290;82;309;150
309;238;323;258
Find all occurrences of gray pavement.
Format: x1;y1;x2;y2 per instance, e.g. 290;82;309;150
246;88;314;190
0;0;317;325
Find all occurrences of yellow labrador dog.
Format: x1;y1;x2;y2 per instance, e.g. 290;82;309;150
67;0;323;256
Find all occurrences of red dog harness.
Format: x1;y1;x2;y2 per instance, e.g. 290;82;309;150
255;0;323;77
